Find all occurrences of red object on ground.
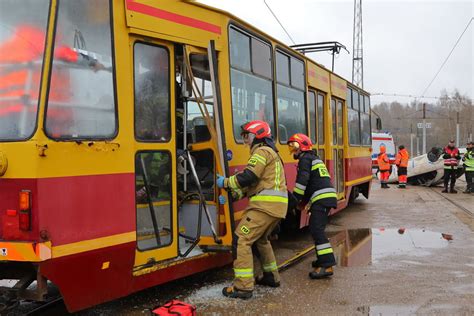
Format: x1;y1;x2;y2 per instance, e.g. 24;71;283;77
152;300;196;316
441;233;453;241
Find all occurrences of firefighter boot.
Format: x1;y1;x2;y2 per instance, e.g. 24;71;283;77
311;260;320;268
255;272;280;287
450;188;457;194
441;185;448;193
222;286;253;299
309;266;334;279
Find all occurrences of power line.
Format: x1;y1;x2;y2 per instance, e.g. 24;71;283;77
421;17;473;97
263;0;296;45
371;93;439;99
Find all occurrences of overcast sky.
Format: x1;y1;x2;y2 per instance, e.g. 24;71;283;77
198;0;473;105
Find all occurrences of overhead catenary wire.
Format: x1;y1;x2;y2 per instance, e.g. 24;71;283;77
420;17;473;97
372;93;439;100
263;0;296;45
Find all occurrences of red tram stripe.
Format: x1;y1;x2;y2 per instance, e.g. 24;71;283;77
126;0;222;35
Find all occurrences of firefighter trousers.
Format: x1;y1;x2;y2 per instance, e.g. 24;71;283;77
232;209;281;291
309;204;336;268
443;168;457;189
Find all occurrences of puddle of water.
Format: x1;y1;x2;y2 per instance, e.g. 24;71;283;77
357;304;418;315
328;228;452;267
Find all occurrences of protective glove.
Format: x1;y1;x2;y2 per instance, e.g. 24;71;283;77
216;174;225;188
218;195;226;205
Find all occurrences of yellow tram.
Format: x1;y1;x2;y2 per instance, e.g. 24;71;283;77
0;0;372;311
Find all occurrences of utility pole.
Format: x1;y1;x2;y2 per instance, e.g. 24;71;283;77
456;111;460;147
410;123;414;156
352;0;363;88
422;103;427;154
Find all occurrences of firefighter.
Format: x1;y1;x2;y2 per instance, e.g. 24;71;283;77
217;120;287;299
462;141;474;194
287;133;337;279
394;145;409;188
377;145;391;188
442;140;461;193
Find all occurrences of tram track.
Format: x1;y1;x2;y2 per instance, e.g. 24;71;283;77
429;187;473;217
23;297;66;316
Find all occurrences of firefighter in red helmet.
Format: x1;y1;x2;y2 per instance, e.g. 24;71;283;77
288;133;337;279
217;120;288;299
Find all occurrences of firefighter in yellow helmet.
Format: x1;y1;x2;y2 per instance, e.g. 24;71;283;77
217;120;287;299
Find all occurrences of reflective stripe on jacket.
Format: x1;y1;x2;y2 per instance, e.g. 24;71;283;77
463;150;474;172
292;151;337;209
395;149;409;167
442;146;460;169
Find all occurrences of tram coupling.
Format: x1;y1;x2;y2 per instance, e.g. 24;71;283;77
0;262;48;313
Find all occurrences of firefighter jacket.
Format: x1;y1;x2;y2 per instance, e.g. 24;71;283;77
224;142;288;219
395;149;409;167
442;146;461;169
463;149;474;172
377;152;391;171
292;151;337;209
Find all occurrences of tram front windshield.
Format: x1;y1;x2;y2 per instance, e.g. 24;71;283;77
0;0;50;140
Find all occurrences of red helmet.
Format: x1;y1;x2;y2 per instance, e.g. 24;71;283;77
241;120;271;139
288;133;313;152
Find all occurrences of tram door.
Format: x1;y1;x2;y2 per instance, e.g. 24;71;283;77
177;45;229;250
331;97;345;198
132;37;179;268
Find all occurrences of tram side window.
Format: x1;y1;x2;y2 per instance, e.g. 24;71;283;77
134;43;170;142
46;0;116;139
309;92;316;144
331;99;337;145
337;100;343;145
135;151;172;251
229;27;274;141
361;95;371;146
317;94;325;145
276;51;306;143
348;88;361;146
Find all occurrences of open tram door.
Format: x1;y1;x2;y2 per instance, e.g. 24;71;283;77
175;43;234;252
131;36;233;273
